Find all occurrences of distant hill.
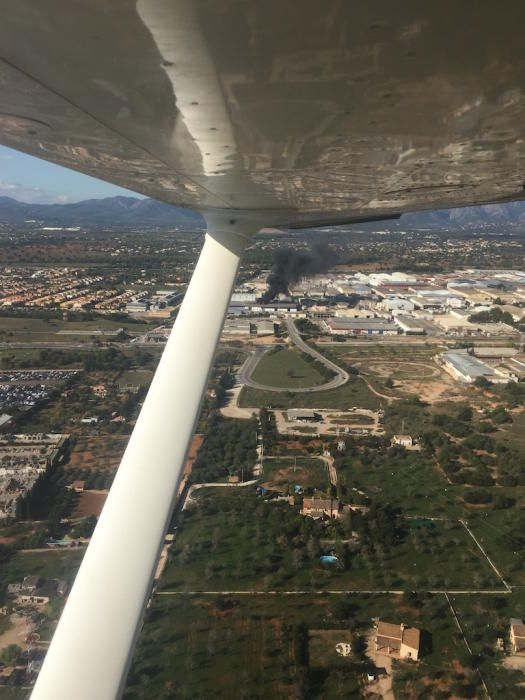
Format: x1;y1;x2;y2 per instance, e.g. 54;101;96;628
0;196;205;228
401;200;525;228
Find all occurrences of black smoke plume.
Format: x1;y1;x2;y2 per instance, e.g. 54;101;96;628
262;242;338;302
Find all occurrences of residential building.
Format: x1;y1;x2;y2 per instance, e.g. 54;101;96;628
392;435;415;448
301;497;340;519
510;619;525;655
375;621;421;661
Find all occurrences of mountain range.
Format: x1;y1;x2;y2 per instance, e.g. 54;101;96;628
401;200;525;227
0;195;204;228
0;194;525;229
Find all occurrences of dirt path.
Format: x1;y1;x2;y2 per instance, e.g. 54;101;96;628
358;374;397;403
320;453;337;486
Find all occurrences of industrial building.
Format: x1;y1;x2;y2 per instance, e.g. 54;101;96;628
222;319;252;336
393;316;427;335
286;409;321;423
126;297;149;314
440;351;511;384
322;318;398;336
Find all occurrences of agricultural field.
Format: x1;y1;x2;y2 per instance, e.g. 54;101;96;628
124;592;467;700
161;489;501;593
67;435;128;473
70;491;108;519
251;347;329;389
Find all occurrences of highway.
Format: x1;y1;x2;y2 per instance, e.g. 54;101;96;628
238;318;349;393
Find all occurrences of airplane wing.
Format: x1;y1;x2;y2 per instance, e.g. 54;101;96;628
1;1;525;226
1;3;524;698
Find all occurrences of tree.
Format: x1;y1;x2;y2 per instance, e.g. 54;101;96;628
490;407;512;424
0;644;21;665
474;376;491;389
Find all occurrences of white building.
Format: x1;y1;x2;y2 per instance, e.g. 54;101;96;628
440;351;511;384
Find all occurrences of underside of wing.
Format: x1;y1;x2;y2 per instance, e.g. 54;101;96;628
0;1;524;226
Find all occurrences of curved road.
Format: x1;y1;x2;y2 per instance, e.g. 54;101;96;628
238;318;349;393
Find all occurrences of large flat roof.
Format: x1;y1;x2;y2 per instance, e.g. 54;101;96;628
442;351;495;378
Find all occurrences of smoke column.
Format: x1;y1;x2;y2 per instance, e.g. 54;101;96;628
262;242;338;301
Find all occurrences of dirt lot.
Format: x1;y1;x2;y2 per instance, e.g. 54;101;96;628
0;614;35;652
502;654;525;672
352;358;466;404
71;490;107;519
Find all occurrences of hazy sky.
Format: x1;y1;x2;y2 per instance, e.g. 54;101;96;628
0;144;144;204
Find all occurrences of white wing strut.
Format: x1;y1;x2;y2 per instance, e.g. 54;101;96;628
31;215;258;700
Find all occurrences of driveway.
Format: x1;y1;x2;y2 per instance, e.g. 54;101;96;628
365;629;395;700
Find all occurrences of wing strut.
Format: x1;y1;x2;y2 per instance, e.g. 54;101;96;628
31;214;259;700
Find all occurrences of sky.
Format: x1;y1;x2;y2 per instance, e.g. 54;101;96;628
0;144;144;204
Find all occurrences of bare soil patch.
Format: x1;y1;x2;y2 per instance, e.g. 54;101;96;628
71;490;107;519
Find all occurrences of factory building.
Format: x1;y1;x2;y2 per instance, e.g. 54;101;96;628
440;351;511;384
393;316;426;335
231;290;257;303
286;409;321;423
222;319;252;335
126;297;149;314
322;318;399;336
379;297;415;313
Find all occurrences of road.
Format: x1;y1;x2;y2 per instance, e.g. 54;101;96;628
238;320;349;393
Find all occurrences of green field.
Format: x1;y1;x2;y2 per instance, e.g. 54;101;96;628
251;347;329;389
0;315;152;343
240;375;383;410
